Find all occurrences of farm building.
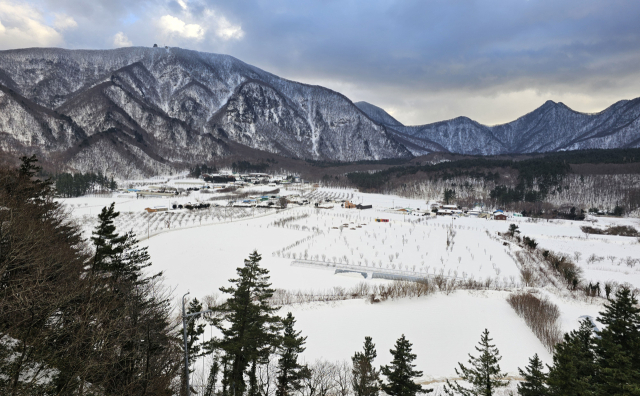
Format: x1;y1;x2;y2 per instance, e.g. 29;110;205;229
494;213;507;220
344;201;357;209
145;206;169;213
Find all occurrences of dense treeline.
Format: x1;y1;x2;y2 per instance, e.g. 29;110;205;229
232;161;271;173
347;148;640;188
345;148;640;213
346;156;570;193
53;171;117;197
190;164;218;178
539;147;640;164
0;156;180;395
307;158;410;168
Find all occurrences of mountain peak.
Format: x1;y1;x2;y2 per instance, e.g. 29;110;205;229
354;101;405;127
0;47;411;177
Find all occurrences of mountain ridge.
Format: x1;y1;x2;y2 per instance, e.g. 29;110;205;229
355;98;640;156
0;46;638;177
0;46;410;177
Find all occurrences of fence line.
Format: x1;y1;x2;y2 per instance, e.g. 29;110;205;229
140;207;290;241
290;259;460;282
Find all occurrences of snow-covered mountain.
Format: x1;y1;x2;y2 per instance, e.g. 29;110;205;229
0;47;410;176
356;100;640;156
1;46;638;176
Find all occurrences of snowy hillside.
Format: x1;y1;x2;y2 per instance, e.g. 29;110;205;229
0;47;410;176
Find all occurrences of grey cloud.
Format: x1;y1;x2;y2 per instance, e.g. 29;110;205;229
11;0;640;124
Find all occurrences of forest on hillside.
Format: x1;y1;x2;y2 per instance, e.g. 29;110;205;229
337;149;640;215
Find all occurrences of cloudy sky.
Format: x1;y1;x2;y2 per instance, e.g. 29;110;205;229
1;0;640;126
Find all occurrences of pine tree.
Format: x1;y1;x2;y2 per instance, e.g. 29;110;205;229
352;336;380;396
508;223;520;237
517;354;549;396
214;250;281;396
276;312;308;396
113;230;156;286
444;329;507;396
185;298;207;360
91;202;126;276
593;287;640;396
180;298;207;395
204;357;220;396
547;319;596;396
380;334;431;396
87;203;178;395
17;154;52;202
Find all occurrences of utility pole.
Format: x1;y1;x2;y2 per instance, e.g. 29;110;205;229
182;292;214;396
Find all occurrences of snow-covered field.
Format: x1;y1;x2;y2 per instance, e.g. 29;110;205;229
58;186;640;383
282;210;520;285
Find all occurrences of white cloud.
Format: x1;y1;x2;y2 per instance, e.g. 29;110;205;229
176;0;188;11
0;1;63;49
53;13;77;31
113;31;133;47
203;9;244;40
214;14;244;40
158;14;205;40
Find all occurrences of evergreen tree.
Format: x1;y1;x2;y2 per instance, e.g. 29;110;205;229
547;319;596;396
184;299;207;363
508;224;520;237
444;329;507;396
204;357;220;396
352;336;380;396
113;230;156;286
276;312;308;396
593;287;640;396
53;171;117;197
380;334;431;396
181;298;206;395
214;250;281;396
444;189;456;204
517;354;549;396
91;202;126;276
86;203;179;395
0;155;87;395
1;157;179;395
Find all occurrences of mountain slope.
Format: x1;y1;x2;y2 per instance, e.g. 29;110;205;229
362;99;640;155
354;101;404;128
354;101;449;156
0;47;410;176
1;46;638;174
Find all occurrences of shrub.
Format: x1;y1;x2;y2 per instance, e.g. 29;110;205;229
580;225;639;237
523;236;538;250
520;267;537;287
541;251;581;288
507;292;563;352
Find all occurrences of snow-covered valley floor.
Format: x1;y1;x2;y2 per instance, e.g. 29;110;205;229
58;186;640;386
